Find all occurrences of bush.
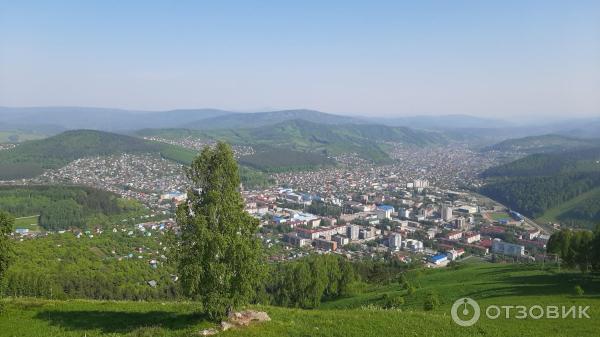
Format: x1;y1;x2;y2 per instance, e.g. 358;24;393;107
381;294;404;309
574;285;585;296
423;291;440;311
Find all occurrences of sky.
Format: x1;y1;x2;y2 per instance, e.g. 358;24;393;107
1;1;599;119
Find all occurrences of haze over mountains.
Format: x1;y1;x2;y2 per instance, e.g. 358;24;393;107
1;106;599;141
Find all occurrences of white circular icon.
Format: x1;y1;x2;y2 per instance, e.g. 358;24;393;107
451;297;480;327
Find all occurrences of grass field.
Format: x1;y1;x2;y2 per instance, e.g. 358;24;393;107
488;212;511;221
536;186;600;226
12;215;41;231
2;263;599;337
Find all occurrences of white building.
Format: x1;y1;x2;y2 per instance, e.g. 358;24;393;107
388;233;402;251
403;239;424;252
492;239;525;257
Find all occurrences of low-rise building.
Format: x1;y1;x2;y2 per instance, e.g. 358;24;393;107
492;238;525;257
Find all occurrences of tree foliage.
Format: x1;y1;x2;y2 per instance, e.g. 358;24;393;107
266;254;357;308
0;185;144;230
547;228;600;272
0;212;14;286
176;142;264;320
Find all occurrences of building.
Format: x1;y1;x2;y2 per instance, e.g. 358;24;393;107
413;179;429;188
403;239;424;252
463;232;481;244
332;234;349;246
377;205;394;220
447;248;465;261
492;239;525;257
346;225;360;240
446;231;463;241
441;205;453;221
388;233;402;251
454;217;466;229
430;253;448;265
458;205;478;214
284;233;310;247
526;229;540;240
296;225;347;240
314;238;337;251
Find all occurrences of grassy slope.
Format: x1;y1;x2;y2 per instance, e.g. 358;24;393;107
536;186;600;225
2;263;599;337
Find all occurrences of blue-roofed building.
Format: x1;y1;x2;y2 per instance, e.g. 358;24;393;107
430;254;448;265
376;205;395;220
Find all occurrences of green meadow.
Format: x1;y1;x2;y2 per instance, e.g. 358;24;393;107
1;262;599;337
12;215;41;231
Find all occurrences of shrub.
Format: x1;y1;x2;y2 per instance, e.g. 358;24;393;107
382;294;405;309
423;291;440;311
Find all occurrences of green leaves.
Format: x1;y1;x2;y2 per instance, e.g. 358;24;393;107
176;142;264;321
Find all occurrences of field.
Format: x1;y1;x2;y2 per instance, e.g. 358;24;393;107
12;215;41;231
486;212;512;222
2;263;599;337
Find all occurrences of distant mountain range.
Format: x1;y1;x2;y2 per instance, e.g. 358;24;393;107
0;106;231;132
483;134;600;155
1;106;598;148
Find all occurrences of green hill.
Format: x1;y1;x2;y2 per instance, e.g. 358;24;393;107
480;147;600;227
183;109;364;130
0;130;197;179
483;134;600;155
2;263;599;337
0;185;145;230
139;120;449;163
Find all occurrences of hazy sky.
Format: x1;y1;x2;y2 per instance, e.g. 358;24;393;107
1;1;599;118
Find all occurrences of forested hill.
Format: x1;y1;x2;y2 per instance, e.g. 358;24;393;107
138;119;451;163
182;109;363;129
0;185;145;230
482;146;600;178
483;134;600;155
0;130;196;179
480;146;600;228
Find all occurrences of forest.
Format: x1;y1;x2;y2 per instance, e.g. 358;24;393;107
1;223;412;307
480;145;600;226
0;185;145;230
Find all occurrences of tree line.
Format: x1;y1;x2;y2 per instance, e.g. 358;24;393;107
546;228;600;272
0;185;144;230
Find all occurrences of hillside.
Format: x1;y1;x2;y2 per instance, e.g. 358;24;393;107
2;263;599;337
139;120;450;163
0;185;145;230
182;109;364;129
480;146;600;227
0;130;197;179
483;134;600;154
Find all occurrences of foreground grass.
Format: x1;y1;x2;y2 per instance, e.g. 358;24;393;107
2;263;600;337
